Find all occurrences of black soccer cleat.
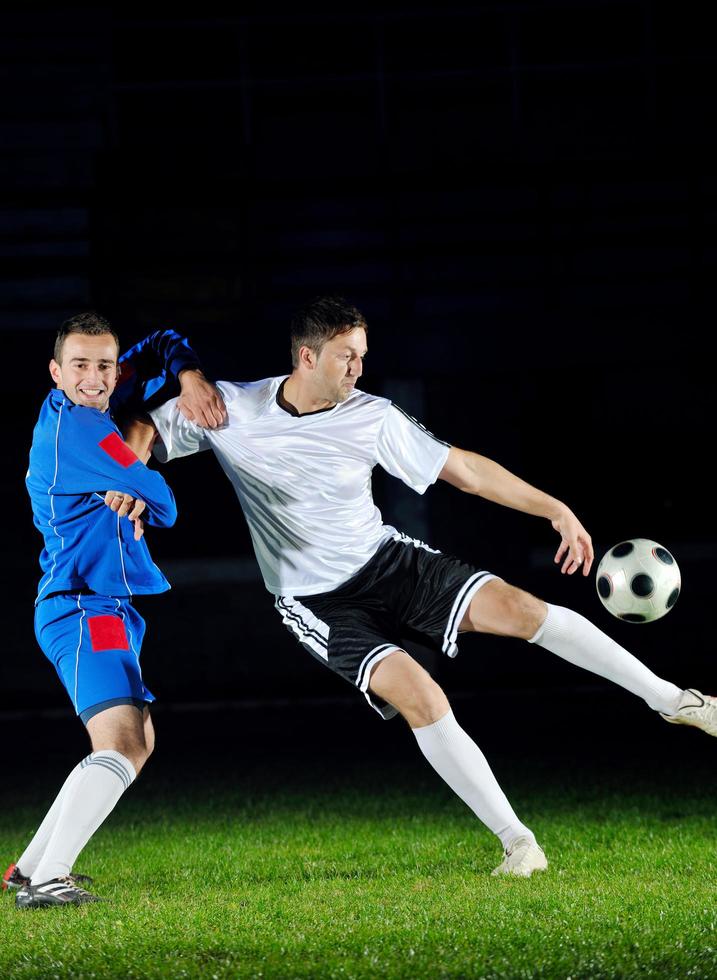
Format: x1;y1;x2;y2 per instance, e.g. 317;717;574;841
15;875;101;908
2;863;29;892
3;861;94;893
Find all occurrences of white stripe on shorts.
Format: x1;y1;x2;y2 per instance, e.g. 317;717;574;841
356;643;402;717
275;597;330;661
442;572;500;657
390;529;441;554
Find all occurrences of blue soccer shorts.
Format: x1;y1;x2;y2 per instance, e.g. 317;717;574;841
34;592;155;724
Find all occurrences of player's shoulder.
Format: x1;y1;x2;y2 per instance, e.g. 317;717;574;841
341;387;391;415
215;376;284;420
42;391;113;434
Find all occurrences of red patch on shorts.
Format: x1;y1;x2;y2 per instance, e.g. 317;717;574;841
98;432;138;468
88;616;129;652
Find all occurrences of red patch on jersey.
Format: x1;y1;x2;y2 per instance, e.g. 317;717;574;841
98;433;138;468
88;616;129;652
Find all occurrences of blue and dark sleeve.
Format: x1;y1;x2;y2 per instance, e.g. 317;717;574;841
52;408;177;528
112;329;203;418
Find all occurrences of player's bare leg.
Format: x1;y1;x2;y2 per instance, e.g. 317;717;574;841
14;705;152;908
461;580;685;716
369;651;546;877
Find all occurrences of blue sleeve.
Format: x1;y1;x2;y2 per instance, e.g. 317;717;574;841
52;405;177;528
111;329;203;419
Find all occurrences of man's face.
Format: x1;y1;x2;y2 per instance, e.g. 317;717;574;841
49;333;119;412
313;327;367;404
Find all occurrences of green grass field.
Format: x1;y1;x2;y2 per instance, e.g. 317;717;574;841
2;700;716;979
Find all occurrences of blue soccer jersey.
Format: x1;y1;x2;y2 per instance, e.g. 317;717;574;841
27;390;177;601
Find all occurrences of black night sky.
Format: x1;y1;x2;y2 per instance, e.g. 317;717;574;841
2;4;716;715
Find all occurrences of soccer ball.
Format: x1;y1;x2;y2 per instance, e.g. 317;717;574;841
595;538;681;623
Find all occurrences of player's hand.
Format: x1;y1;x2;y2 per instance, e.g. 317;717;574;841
131;517;145;541
104;491;147;522
177;369;226;428
551;506;594;577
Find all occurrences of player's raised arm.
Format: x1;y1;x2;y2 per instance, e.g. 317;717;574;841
438;446;594;576
114;329;227;428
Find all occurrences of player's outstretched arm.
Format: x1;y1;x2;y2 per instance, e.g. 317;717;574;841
177;369;226;429
438;446;594;576
114;329;227;428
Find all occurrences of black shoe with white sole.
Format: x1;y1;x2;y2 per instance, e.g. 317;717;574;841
15;875;101;908
3;862;94;893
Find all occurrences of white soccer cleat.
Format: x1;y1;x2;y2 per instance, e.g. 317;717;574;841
661;689;717;737
491;836;548;878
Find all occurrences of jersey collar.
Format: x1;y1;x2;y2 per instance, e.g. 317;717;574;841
275;378;337;418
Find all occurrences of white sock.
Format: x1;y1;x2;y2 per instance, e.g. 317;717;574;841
530;603;683;714
413;710;534;850
30;751;136;885
16;758;86;878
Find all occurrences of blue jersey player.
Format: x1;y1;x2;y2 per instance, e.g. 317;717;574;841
5;312;224;909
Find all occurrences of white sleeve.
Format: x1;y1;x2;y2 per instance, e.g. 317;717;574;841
149;397;210;462
375;403;451;494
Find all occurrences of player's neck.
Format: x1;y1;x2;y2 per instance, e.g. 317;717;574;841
282;375;335;415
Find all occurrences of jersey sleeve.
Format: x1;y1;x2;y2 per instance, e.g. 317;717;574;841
149;397;211;462
52;406;177;528
111;329;204;419
375;403;451;494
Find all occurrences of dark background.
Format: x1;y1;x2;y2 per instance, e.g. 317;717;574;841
2;3;716;722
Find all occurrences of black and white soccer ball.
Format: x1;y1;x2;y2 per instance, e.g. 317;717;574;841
595;538;681;623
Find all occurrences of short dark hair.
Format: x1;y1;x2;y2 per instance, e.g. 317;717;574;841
290;296;367;368
54;311;119;363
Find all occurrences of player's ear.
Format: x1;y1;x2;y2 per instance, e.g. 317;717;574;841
49;359;62;387
299;345;316;370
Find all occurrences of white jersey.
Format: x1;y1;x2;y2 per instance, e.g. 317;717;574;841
150;377;450;597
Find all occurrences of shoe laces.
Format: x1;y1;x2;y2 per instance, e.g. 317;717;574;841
57;874;92;897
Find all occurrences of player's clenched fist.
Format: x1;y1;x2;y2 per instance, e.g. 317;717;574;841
103;491;146;541
104;490;145;519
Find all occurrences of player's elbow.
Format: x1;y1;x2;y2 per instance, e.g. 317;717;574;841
149;494;177;528
439;448;484;494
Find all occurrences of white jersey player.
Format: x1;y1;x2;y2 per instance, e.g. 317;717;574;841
136;296;717;877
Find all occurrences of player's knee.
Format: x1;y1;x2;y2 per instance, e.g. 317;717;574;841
369;652;449;727
392;673;450;728
121;739;151;774
467;582;547;639
511;590;547;639
408;677;450;727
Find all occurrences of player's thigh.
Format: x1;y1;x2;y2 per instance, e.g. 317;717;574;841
86;703;144;746
276;594;403;718
369;650;449;727
143;706;155;756
35;594;155;724
460;579;546;639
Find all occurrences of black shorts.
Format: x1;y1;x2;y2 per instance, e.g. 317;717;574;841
275;535;498;719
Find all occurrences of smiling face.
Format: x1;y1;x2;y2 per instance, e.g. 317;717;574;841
49;332;119;412
312;327;367;404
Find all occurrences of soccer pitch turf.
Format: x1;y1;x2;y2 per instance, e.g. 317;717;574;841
2;693;716;979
